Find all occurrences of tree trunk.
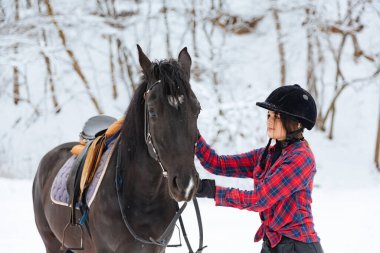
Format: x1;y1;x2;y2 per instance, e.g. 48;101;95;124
117;39;137;92
305;6;319;99
191;0;199;58
116;38;131;99
272;7;286;86
375;100;380;171
328;105;335;140
41;29;60;113
15;0;19;20
162;0;172;58
108;35;118;99
13;62;20;105
41;52;60;113
12;0;20;105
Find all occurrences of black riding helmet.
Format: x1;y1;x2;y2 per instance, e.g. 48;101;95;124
256;84;317;130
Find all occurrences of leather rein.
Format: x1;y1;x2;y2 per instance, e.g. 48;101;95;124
115;80;206;252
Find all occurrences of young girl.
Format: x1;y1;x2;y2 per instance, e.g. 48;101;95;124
195;84;323;253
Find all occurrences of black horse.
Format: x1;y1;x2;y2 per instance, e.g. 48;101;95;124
32;45;201;253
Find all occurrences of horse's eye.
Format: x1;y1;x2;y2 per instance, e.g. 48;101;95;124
149;110;157;118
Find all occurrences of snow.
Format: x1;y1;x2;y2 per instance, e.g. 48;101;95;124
1;174;380;252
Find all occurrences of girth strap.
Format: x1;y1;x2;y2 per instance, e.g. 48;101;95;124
68;140;92;224
80;134;106;198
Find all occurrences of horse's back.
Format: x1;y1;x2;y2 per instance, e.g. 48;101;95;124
33;142;77;192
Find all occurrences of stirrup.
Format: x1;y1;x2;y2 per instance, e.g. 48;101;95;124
60;223;84;251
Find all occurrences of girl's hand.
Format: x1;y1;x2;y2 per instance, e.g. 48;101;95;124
196;179;216;199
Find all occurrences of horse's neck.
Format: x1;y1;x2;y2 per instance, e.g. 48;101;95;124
121;144;168;202
118;108;169;203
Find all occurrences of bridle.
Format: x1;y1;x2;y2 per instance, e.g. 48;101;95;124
143;80;168;177
115;79;206;252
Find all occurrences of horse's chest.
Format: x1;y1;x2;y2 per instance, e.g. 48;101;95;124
91;199;175;251
132;201;175;225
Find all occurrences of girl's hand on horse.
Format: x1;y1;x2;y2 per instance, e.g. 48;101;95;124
196;179;216;199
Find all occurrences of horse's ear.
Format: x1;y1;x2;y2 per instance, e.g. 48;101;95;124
178;47;192;82
137;44;152;76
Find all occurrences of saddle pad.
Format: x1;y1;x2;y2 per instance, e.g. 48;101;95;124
50;138;118;208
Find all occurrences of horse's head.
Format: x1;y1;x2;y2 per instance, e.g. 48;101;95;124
137;45;200;202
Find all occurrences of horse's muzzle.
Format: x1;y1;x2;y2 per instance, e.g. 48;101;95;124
169;170;199;202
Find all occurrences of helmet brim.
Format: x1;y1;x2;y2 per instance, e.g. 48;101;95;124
256;102;314;130
256;102;278;112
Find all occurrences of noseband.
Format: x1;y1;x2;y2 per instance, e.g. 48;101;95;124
143;80;169;177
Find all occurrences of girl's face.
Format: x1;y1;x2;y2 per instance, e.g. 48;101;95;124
267;111;286;141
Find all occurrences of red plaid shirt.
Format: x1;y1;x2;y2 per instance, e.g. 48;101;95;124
195;136;320;248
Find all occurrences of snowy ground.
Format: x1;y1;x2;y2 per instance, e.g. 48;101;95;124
1;178;380;253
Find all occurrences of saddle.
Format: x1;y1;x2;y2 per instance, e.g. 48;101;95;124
67;115;123;203
71;115;119;155
62;115;123;250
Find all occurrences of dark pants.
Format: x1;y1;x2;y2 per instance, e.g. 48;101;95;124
261;236;324;253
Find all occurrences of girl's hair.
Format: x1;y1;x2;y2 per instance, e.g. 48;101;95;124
260;112;307;172
280;114;304;140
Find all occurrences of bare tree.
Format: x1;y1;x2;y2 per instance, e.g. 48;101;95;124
162;0;172;58
375;102;380;170
44;0;103;114
272;6;286;86
314;0;369;139
108;35;118;99
191;0;199;58
304;5;319;100
117;38;138;93
13;55;20;105
40;30;60;113
13;0;20;105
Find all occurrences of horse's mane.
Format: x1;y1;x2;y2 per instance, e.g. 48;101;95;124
120;59;191;161
120;80;147;161
152;59;191;99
